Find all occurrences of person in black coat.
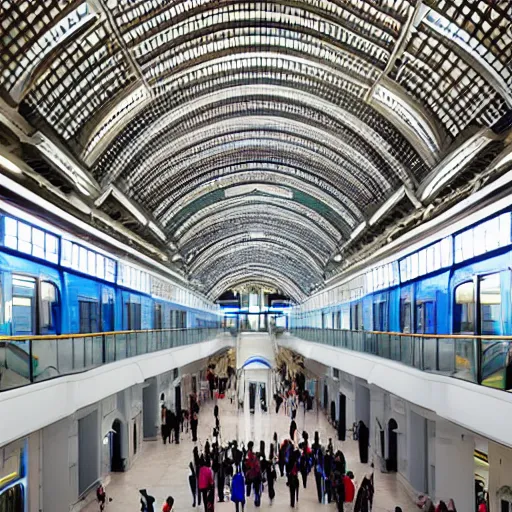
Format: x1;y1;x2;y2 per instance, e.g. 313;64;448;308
324;447;334;504
266;444;277;503
312;432;324;503
139;489;155;512
188;461;197;507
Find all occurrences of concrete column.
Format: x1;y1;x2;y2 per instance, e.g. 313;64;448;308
434;419;474;511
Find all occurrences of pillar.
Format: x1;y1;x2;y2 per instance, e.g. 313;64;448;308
434;419;474;511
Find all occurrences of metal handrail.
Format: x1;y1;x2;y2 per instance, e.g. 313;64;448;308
0;327;212;341
287;327;512;391
288;327;512;340
0;327;221;391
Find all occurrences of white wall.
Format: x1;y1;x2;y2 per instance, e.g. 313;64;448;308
0;334;234;448
279;335;512;448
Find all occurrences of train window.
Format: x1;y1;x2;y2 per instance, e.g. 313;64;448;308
40;281;59;334
12;275;36;335
416;301;436;334
373;299;388;331
79;300;99;333
479;273;501;336
0;483;24;512
154;304;162;330
454;281;475;334
101;289;114;332
126;302;142;330
400;298;412;333
351;303;362;330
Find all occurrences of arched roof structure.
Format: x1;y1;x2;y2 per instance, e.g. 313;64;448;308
1;0;511;301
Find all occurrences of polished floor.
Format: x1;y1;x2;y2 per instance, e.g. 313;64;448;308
84;395;417;512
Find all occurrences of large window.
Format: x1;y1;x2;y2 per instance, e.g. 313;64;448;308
125;302;142;330
454;281;475;334
400;297;412;333
350;303;362;330
400;237;452;283
454;213;511;263
373;298;388;331
479;273;501;336
61;239;116;282
416;301;436;334
12;275;36;335
79;300;99;333
40;281;60;334
3;216;59;263
154;303;162;330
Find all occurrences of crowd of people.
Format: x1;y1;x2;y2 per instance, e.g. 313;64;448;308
136;368;462;512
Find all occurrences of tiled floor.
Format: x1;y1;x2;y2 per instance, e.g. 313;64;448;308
84;395;418;512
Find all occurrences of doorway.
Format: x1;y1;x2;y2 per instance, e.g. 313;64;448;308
387;418;398;472
323;384;328;409
133;422;137;455
143;379;158;439
330;401;336;424
111;419;123;472
338;393;347;441
175;385;182;416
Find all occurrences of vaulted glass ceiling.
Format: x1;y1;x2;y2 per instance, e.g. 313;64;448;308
1;0;511;300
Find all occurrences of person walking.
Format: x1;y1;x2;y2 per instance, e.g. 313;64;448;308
324;443;334;504
312;432;324;503
193;447;202;507
244;441;262;506
161;405;170;445
191;411;199;442
331;459;346;512
231;470;246;512
188;462;197;508
139;489;156;512
299;431;313;489
286;449;301;508
173;408;180;444
278;439;289;477
343;471;356;512
266;444;277;503
198;458;214;512
162;496;174;512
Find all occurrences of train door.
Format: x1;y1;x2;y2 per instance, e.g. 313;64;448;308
373;293;389;331
454;273;502;336
12;275;36;335
416;300;436;334
154;303;162;330
39;281;60;335
101;287;115;332
400;287;413;333
350;302;362;330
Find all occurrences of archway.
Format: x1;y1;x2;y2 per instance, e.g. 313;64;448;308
338;393;347;441
330;400;336;424
387;418;398;472
323;384;328;409
111;419;123;472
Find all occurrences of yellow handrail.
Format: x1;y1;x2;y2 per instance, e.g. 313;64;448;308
296;328;512;340
0;327;212;342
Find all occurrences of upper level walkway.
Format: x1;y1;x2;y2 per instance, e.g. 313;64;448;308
0;328;233;447
280;329;512;449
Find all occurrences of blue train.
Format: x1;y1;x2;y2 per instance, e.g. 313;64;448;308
291;203;512;390
0;203;220;338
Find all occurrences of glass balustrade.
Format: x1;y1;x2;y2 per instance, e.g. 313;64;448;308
288;328;512;392
0;328;220;391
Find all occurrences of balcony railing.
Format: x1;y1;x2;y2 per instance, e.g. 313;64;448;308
0;327;220;392
288;328;512;392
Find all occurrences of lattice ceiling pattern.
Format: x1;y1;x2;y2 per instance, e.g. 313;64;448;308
1;0;511;299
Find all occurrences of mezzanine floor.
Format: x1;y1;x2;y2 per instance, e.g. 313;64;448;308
83;396;417;512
